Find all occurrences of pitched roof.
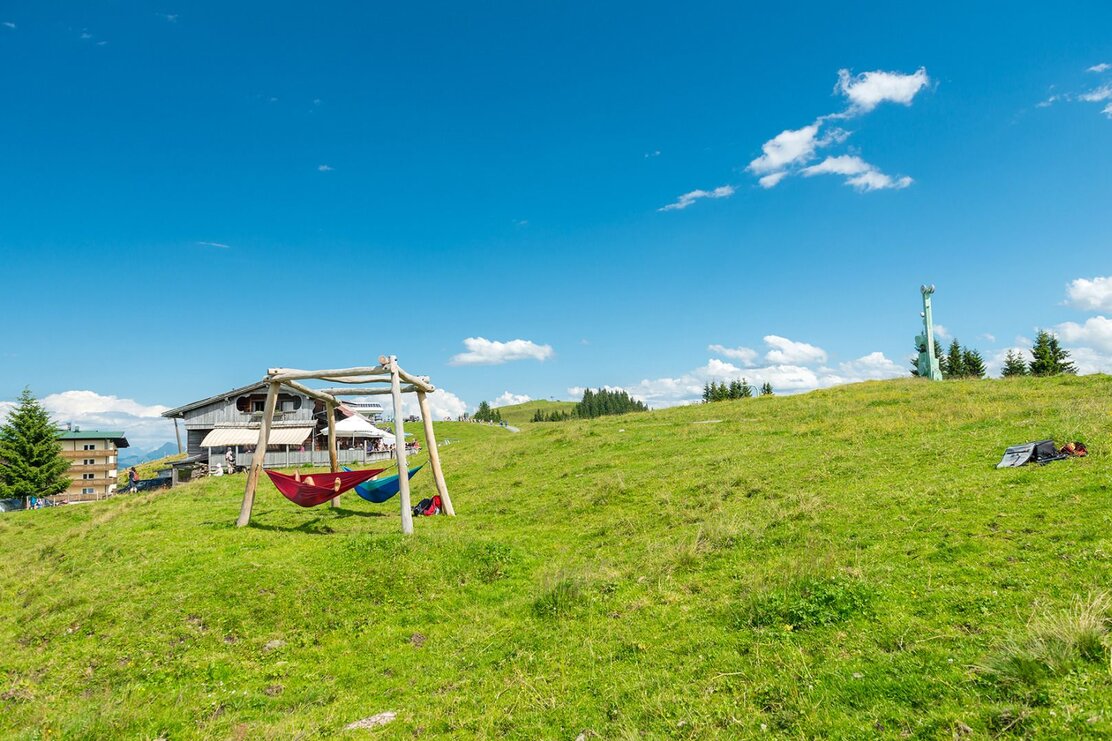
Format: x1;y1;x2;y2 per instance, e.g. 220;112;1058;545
56;430;130;448
161;381;270;417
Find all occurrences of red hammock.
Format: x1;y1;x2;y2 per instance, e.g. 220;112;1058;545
265;468;387;508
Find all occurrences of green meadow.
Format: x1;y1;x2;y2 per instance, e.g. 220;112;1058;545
490;399;578;426
1;376;1110;739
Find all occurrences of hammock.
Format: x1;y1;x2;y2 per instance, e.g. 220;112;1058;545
343;465;424;503
265;468;386;508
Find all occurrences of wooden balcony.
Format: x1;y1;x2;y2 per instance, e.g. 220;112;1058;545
61;449;117;459
69;463;116;473
68;477;113;488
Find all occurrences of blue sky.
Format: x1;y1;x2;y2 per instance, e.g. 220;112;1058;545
2;2;1111;447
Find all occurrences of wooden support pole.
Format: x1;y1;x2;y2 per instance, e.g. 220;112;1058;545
393;366;435;393
326;400;340;507
237;381;279;528
317;385;419;396
173;417;183;455
279;378;340;406
268;366;389;382
389;358;414;535
417;390;454;516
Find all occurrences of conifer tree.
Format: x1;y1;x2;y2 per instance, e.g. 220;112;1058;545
962;348;986;379
945;339;965;378
760;382;773;396
1029;330;1076;376
1001;350;1029;377
0;388;71;505
739;379;753;398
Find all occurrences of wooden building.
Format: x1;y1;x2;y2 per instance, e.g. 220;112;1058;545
56;429;130;502
162;382;392;470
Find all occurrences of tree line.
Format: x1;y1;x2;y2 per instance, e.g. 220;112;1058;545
702;379;773;403
471;401;504;424
911;330;1075;379
529;388;649;422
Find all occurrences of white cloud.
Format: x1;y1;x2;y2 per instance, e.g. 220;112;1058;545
398;388;468;421
449;337;554;366
817;352;905;385
800;154;912;192
658;184;734;212
764;335;827;365
1062;346;1112;374
1104;103;1112;119
758;171;788;189
162;13;178;22
493;391;531;407
3;21;15;29
708;344;758;366
748;123;824;175
80;31;92;39
933;324;951;340
836;67;930;113
1066;276;1112;311
196;241;230;249
645;150;661;158
1079;85;1112;102
567;385;626;399
986;346;1033;377
1088;63;1110;73
1055;316;1112;352
317;164;334;172
748;68;925;192
980;333;996;343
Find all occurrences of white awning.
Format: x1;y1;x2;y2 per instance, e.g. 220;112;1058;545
321;415;386;437
200;427;314;447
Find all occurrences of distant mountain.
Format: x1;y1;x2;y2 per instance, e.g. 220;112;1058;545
119;442;179;468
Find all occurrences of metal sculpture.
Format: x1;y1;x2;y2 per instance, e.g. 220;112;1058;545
915;284;943;381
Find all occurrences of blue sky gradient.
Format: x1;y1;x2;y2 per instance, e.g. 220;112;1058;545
2;3;1110;446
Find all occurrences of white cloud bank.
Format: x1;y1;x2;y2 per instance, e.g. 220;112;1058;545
748;67;927;191
658;185;734;212
399;388;468;420
449;337;554;366
0;390;174;451
707;344;758;365
1066;276;1112;311
493;391;532;407
763;335;827;364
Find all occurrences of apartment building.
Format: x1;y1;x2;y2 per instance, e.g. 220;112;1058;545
56;429;130;501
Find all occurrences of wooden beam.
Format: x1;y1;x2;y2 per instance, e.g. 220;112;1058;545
390;359;414;535
279;379;340;406
326;400;340;508
394;365;435;393
237;381;279;528
317;386;419;396
417;390;454;516
173;417;183;455
267;366;389;382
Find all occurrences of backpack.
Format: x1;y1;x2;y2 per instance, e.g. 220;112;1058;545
412;495;442;517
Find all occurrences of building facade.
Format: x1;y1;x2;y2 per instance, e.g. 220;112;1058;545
56;429;130;502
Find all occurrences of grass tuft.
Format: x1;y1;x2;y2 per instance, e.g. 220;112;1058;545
740;574;874;630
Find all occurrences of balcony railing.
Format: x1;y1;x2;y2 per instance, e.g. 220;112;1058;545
68;463;116;473
61;449;117;459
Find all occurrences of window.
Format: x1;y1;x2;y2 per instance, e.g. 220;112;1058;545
83;443;96;450
83;473;95;480
83;459;95;465
253;401;266;413
82;488;94;495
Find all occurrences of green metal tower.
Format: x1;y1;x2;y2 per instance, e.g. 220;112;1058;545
915;284;943;381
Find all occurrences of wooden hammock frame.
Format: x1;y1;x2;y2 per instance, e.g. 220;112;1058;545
235;355;454;534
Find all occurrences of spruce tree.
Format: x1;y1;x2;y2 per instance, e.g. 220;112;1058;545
760;382;773;396
1029;330;1076;376
945;339;965;379
1001;350;1029;377
962;348;986;379
0;388;72;505
739;379;753;398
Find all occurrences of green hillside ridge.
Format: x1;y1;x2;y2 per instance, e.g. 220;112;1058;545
2;377;1111;738
492;398;577;425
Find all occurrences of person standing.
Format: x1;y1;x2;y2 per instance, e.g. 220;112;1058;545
128;466;138;493
225;447;236;474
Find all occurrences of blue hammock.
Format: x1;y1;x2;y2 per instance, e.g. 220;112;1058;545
343;465;424;503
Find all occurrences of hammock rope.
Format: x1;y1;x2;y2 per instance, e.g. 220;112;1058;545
265;468;386;508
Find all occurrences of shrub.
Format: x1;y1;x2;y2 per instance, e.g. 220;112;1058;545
532;577;586;619
741;575;873;630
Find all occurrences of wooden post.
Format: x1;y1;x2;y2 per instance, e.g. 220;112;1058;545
327;400;340;507
417;390;454;516
173;417;183;455
237;381;279;528
389;358;414;534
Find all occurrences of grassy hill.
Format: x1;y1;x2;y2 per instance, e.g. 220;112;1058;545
493;398;577;425
1;377;1110;738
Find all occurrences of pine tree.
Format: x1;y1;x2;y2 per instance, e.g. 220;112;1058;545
962;348;986;379
0;388;72;505
945;339;965;378
702;382;711;403
760;382;773;396
474;401;493;422
739;379;753;398
1001;350;1028;377
1029;330;1076;376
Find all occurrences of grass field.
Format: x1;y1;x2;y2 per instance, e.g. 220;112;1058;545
1;377;1111;738
491;399;577;425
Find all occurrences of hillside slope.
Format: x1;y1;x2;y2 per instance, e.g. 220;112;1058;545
492;398;577;425
1;377;1110;738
